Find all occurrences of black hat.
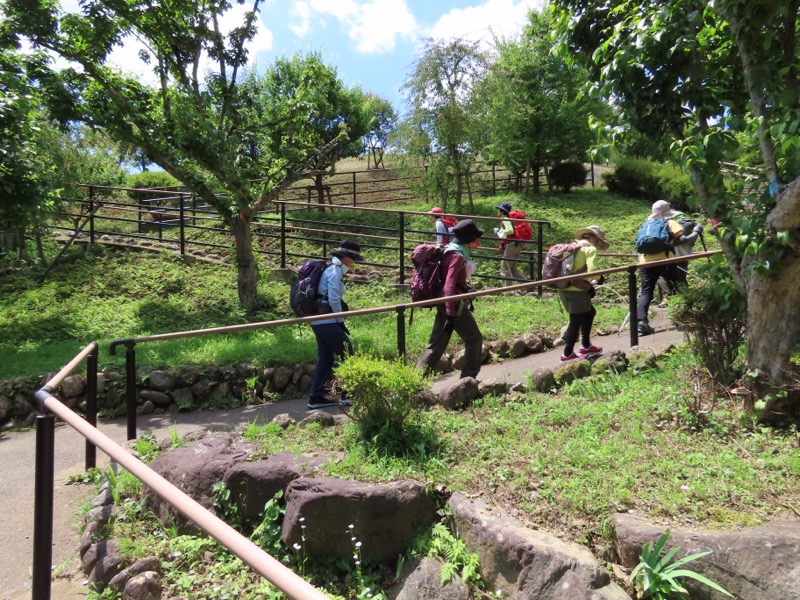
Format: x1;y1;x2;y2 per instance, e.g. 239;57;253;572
494;201;512;214
332;240;364;262
451;219;484;245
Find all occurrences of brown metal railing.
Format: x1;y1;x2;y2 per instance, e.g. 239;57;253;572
32;344;328;600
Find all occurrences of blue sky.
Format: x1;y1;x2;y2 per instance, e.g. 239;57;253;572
59;0;544;114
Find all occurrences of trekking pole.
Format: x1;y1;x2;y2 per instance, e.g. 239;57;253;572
699;231;709;254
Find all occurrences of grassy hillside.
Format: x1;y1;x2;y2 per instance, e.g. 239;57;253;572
0;187;707;379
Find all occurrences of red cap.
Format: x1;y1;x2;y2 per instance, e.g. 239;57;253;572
429;207;443;215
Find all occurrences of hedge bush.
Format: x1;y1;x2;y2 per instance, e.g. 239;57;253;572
548;162;587;193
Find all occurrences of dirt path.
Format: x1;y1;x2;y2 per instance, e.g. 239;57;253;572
1;311;684;599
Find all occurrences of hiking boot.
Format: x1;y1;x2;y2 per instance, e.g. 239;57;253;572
339;398;352;407
560;353;580;362
307;397;336;410
579;345;603;357
638;321;655;336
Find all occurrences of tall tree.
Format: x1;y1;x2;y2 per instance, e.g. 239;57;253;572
481;9;599;194
554;0;800;416
399;38;488;211
5;0;369;310
362;93;397;170
0;47;59;258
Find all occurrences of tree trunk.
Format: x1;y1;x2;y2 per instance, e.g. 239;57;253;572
314;174;326;211
532;165;541;194
229;216;259;311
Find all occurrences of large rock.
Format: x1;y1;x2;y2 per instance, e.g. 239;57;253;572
110;556;161;592
388;556;471;600
612;513;800;600
449;493;630;600
282;478;437;565
591;351;628;374
144;432;257;531
439;378;479;410
527;367;555;393
554;359;592;385
123;571;163;600
223;452;334;522
147;370;176;392
60;374;86;398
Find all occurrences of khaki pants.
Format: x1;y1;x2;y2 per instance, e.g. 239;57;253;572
416;305;483;378
501;242;525;285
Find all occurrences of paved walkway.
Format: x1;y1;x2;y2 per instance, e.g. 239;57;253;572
0;310;684;599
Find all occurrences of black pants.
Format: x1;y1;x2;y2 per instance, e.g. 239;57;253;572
416;305;483;378
563;306;596;355
638;264;677;321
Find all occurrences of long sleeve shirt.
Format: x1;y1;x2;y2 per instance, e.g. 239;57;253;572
497;219;514;239
437;249;469;316
434;218;450;246
312;263;345;325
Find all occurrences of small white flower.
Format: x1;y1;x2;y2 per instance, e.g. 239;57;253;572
293;543;301;551
299;517;305;522
355;541;362;548
348;524;354;529
351;536;356;542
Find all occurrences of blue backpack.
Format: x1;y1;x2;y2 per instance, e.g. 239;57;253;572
635;218;671;254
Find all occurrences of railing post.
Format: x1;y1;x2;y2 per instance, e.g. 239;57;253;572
280;202;287;269
396;306;407;362
32;411;55;600
398;212;406;283
179;194;186;256
125;344;137;441
85;346;98;470
88;186;96;245
352;171;357;206
536;223;544;297
628;266;639;347
492;164;496;196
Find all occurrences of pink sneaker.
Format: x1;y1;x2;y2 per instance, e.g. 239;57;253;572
561;353;580;362
579;345;603;356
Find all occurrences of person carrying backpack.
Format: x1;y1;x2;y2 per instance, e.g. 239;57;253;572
493;201;527;287
429;207;456;246
306;240;364;409
415;220;484;380
559;225;611;361
635;200;694;335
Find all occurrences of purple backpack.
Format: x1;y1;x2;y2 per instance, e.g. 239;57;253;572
290;260;331;316
410;244;447;302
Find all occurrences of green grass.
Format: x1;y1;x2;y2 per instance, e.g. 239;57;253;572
1;187;662;379
98;346;800;598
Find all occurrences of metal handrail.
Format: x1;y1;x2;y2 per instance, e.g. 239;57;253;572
109;250;721;439
32;346;328;600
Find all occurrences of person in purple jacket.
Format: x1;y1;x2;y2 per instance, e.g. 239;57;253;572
415;220;484;380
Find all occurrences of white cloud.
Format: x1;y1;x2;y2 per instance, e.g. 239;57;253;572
289;0;417;54
429;0;542;48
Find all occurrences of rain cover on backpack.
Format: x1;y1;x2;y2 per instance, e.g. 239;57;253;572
410;243;447;302
508;209;533;241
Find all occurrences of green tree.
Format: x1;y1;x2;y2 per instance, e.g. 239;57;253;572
362;93;397;170
0;47;59;258
481;9;599;194
399;38;488;211
6;0;369;310
554;0;800;416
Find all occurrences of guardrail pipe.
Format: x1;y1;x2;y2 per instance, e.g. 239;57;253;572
628;267;639;347
398;212;406;283
32;411;55;600
126;344;137;440
396;306;407;362
85;347;98;470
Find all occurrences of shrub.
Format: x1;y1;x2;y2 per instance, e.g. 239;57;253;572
334;353;430;454
603;159;694;209
126;171;181;206
548;162;587;192
668;259;746;386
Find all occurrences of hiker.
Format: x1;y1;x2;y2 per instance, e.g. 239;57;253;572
493;201;526;286
415;220;484;380
559;225;611;361
636;200;698;335
429;207;456;246
307;240;364;410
